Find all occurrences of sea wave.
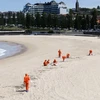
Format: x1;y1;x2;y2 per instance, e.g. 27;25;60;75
0;48;6;57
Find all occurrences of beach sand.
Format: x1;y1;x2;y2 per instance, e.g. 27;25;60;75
0;35;100;100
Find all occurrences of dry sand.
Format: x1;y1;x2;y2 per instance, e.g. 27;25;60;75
0;35;100;100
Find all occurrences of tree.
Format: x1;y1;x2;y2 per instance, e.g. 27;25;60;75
0;13;4;25
60;15;66;29
90;16;94;29
35;12;41;28
74;14;80;30
67;14;72;29
53;14;58;29
26;13;31;28
0;13;4;29
86;15;90;29
16;12;21;24
47;14;52;28
40;13;47;28
12;13;16;25
30;14;35;28
20;12;25;27
91;9;97;29
81;15;87;30
68;9;74;29
7;12;13;24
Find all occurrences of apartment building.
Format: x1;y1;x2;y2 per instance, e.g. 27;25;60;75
23;0;68;15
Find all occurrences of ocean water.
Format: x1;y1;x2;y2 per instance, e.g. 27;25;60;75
0;41;25;59
0;48;6;57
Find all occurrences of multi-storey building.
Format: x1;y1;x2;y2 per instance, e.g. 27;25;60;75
23;0;68;15
23;3;33;13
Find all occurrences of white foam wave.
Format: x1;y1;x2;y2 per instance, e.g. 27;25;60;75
0;48;6;57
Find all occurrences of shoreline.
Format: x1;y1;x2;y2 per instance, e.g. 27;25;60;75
0;41;27;60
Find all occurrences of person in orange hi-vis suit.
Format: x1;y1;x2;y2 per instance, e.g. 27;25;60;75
43;60;47;66
58;49;62;58
62;56;66;61
47;59;50;65
53;59;57;66
89;50;93;56
66;53;70;58
24;74;30;92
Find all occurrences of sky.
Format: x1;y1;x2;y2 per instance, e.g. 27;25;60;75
0;0;100;12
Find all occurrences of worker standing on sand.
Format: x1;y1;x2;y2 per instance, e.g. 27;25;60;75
24;74;30;92
58;49;62;58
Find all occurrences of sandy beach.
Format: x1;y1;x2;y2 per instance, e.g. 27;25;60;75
0;35;100;100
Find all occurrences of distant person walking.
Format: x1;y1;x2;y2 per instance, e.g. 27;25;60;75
58;49;62;58
24;74;30;92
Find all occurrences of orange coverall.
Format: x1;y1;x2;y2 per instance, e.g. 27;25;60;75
62;56;66;61
66;53;70;58
43;60;47;66
53;59;57;66
47;59;50;64
24;74;30;92
89;50;92;55
58;50;62;58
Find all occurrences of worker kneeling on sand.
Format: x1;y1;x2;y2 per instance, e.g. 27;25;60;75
24;74;30;92
66;53;70;58
53;59;57;66
89;50;93;56
47;59;50;65
62;56;66;62
43;60;48;66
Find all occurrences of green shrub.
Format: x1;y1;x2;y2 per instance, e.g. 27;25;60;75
48;30;54;33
